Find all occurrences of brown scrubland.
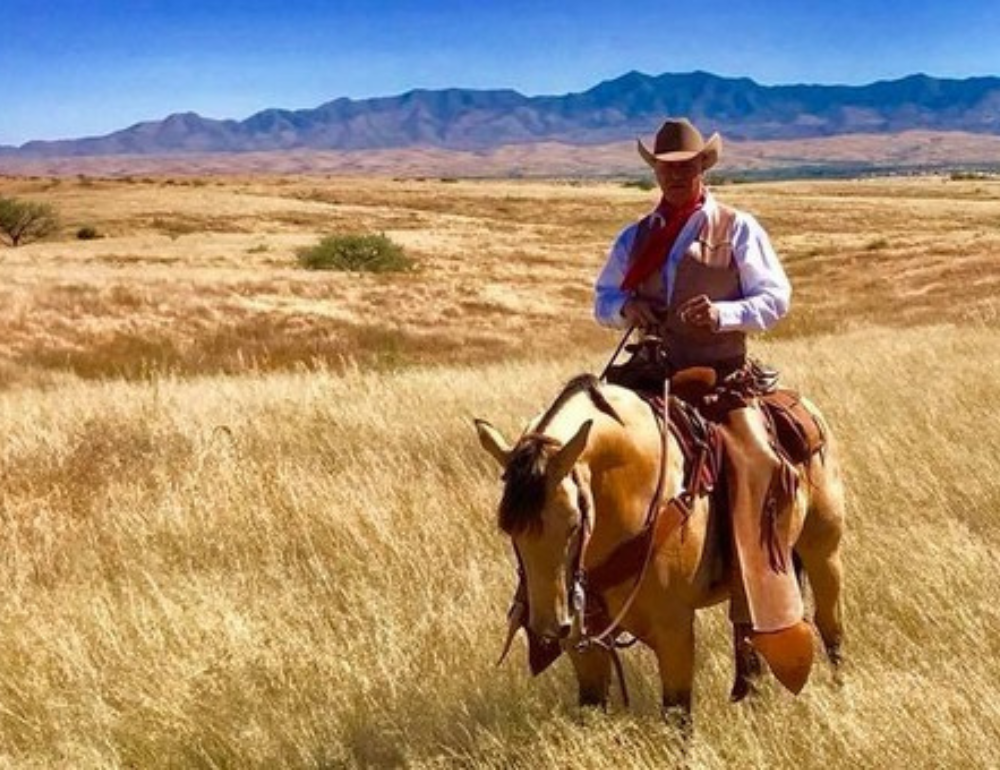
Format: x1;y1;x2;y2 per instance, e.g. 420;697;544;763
0;172;998;767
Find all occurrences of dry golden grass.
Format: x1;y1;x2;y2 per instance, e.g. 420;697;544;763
0;174;998;766
1;174;998;386
0;326;998;767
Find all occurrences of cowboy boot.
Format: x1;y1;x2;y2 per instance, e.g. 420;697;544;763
721;406;813;694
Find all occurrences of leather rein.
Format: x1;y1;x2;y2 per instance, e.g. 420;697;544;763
571;399;669;651
534;379;690;706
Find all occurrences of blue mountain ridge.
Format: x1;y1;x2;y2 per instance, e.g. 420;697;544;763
4;70;1000;157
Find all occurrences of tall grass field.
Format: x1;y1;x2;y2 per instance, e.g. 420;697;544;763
0;174;998;767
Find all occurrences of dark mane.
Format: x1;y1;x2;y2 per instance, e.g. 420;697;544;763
535;374;623;434
498;374;623;535
499;434;559;535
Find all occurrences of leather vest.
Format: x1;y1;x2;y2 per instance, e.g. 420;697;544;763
634;204;746;370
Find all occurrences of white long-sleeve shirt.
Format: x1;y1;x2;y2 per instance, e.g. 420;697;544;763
594;191;791;331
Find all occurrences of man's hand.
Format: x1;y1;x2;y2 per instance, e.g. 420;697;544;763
677;294;721;331
622;298;667;329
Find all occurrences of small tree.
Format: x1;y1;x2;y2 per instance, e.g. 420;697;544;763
296;233;414;273
0;196;59;247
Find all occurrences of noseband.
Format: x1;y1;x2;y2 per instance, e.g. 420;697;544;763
510;390;673;646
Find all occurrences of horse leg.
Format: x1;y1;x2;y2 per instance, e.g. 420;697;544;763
567;645;612;708
797;470;846;669
730;621;763;702
653;611;695;734
798;547;845;667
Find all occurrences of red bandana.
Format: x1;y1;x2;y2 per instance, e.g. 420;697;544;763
620;194;705;292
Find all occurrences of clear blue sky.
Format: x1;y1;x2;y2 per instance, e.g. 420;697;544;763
3;0;1000;146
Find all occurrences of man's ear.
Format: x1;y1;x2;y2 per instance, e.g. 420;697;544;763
474;419;512;467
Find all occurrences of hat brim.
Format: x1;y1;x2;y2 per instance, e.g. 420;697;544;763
637;132;722;171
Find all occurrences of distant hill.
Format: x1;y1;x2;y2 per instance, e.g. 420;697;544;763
4;71;1000;160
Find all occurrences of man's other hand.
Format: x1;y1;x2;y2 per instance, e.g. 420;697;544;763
622;298;667;328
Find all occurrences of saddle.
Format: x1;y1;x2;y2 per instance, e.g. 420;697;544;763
642;367;826;498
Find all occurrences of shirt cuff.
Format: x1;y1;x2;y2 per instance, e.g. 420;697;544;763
714;301;744;331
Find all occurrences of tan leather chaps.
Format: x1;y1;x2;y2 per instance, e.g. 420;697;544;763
719;405;813;693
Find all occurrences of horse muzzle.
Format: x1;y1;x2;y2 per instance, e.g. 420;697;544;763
529;614;574;644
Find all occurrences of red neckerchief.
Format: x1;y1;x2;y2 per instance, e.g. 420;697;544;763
620;193;705;292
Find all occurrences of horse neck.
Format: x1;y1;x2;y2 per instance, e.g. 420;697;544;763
576;395;681;565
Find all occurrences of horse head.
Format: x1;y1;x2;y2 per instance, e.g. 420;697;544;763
476;417;594;643
474;374;656;647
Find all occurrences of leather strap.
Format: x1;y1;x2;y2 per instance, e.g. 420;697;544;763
586;496;690;593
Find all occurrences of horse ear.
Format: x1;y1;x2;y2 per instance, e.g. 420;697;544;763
549;419;593;483
474;419;512;467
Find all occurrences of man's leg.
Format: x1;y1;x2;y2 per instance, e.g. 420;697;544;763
720;405;813;694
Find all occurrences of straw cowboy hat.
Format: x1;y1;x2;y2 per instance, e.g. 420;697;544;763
637;118;722;170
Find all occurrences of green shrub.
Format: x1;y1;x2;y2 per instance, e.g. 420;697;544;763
297;233;414;273
0;196;59;247
865;238;890;251
621;178;656;191
949;170;990;181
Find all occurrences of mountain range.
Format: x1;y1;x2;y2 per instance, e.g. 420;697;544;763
4;70;1000;159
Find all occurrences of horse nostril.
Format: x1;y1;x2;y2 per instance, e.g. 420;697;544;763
558;623;572;639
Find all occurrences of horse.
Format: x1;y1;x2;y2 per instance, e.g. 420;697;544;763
474;373;845;722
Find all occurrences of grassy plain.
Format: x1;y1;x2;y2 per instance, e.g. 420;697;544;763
0;173;998;767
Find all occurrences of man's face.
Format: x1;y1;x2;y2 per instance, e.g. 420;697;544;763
654;157;704;208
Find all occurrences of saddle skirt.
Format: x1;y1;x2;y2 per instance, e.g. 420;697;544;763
648;387;826;501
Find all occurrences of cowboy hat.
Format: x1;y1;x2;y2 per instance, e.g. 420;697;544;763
637;117;722;170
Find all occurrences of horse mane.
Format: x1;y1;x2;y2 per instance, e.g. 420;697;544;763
535;374;623;433
498;374;623;535
499;434;560;535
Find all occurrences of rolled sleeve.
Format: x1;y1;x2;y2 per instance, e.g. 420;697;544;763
593;224;637;328
714;213;791;332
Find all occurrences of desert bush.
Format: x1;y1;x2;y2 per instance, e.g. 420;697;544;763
621;178;656;191
296;233;414;273
950;170;991;181
76;226;101;240
0;196;59;247
865;237;890;251
151;217;200;240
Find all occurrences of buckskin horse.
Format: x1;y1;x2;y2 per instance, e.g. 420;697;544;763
474;373;845;722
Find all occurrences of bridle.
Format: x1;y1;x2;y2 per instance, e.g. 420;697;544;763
563;391;672;651
504;380;679;706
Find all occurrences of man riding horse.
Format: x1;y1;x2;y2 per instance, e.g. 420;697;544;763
594;117;813;691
